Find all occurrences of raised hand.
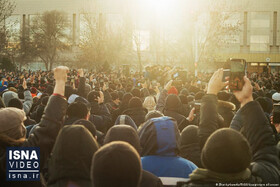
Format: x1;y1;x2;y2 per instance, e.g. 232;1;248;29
207;68;228;95
164;80;173;91
54;66;69;82
233;76;253;108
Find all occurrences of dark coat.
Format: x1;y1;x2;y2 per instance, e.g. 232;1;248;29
164;110;189;132
0;95;67;187
89;102;112;133
217;100;235;127
185;95;280;186
122;107;148;127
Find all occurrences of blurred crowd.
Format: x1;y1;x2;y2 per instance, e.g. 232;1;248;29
0;65;279;187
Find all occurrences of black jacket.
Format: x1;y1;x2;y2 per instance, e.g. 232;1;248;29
122;107;148;127
185;95;280;186
0;95;67;187
217;100;235;127
89;102;112;133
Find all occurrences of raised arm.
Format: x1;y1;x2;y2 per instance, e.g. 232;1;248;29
156;80;172;112
231;77;280;183
24;66;69;169
22;78;33;114
198;69;228;148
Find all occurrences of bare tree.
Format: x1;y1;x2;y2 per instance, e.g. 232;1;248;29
30;10;70;70
0;0;15;54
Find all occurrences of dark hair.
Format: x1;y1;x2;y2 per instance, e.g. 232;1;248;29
111;92;119;101
8;98;23;109
131;88;141;98
67;102;88;119
128;97;142;108
87;91;100;103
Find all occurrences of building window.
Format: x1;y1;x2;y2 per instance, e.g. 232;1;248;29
250;12;270;28
250;35;269;52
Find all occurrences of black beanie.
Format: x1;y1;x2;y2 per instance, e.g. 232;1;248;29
91;141;142;187
8;98;23;109
165;94;181;110
128;97;142;108
179;125;199;146
201;128;252;173
104;125;141;153
179;94;188;105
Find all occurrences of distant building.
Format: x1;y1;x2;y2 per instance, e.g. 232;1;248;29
6;0;280;72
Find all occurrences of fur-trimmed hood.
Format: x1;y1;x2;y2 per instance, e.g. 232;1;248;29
218;100;236;111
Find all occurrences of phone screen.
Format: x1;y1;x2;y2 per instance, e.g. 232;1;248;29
173;73;179;78
229;59;246;91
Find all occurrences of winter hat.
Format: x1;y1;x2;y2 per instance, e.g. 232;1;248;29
8;98;23;109
128;97;142;108
201;128;252;173
272;93;280;103
168;86;178;95
91;141;142;187
115;115;137;130
179;94;188;105
31;87;37;94
68;94;79;104
179;125;199;146
217;91;231;101
131;88;141;98
74;119;97;137
143;96;156;111
145;110;164;121
104;125;141;153
180;88;189;96
2;91;18;107
165;94;181;110
75;96;91;111
0;107;26;139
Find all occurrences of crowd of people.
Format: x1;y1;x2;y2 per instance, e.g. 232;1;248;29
0;65;279;187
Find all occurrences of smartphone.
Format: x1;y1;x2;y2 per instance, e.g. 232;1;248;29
222;69;230;82
229;58;247;91
173;73;179;78
273;104;280;124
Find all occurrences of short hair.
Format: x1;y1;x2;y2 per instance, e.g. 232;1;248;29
91;141;142;187
67;102;88;119
131;88;141;98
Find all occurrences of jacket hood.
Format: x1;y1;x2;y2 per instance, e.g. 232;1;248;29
165;94;182;112
139;116;180;156
48;125;99;185
115;115;137;130
2;91;18;107
104;125;141;153
123;107;148;116
218;100;236;111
